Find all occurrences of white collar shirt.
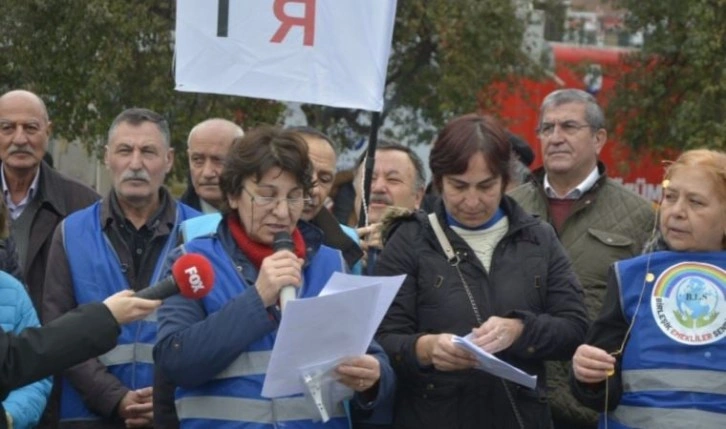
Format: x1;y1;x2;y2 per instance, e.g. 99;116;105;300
544;166;599;200
2;166;41;220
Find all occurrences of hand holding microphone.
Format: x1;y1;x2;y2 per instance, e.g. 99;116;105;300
134;253;215;301
255;232;303;309
102;291;160;325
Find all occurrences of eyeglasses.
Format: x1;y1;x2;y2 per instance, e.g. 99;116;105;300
537;121;594;137
242;187;310;211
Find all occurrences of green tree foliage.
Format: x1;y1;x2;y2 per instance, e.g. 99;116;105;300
1;0;541;160
0;1;284;179
608;0;726;151
302;0;544;148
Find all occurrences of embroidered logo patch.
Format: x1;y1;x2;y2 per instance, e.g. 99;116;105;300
651;262;726;345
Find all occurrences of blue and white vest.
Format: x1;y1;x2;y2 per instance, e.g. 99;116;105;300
602;251;726;429
59;200;199;422
174;235;349;429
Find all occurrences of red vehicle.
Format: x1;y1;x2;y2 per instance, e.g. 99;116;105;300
489;42;667;203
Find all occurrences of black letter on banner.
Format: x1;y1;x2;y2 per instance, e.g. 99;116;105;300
218;0;229;37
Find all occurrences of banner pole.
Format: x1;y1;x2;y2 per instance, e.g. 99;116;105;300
358;111;381;228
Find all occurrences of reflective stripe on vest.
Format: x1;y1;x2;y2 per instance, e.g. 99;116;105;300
214;351;271;379
175;395;346;423
98;343;154;366
622;369;726;396
609;405;724;429
144;309;158;323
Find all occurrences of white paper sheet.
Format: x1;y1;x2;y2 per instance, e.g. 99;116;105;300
319;273;406;341
451;334;538;390
261;273;405;398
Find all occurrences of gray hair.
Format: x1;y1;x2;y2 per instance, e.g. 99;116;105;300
108;108;171;147
187;118;244;146
538;89;606;130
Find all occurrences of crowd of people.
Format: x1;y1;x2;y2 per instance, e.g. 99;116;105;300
0;87;723;429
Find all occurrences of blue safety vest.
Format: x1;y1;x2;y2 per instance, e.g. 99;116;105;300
59;200;199;422
602;251;726;429
174;234;349;429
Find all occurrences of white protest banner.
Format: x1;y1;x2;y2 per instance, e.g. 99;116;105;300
175;0;398;112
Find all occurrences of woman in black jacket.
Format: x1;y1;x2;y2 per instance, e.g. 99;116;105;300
375;114;588;429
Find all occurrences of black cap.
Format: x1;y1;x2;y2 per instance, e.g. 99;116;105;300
508;133;535;167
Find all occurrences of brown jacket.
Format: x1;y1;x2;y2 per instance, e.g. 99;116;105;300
5;161;99;429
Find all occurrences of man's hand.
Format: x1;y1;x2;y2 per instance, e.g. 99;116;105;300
117;387;154;428
356;223;383;253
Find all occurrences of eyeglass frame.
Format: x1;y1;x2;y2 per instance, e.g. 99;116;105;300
241;186;311;211
536;120;596;138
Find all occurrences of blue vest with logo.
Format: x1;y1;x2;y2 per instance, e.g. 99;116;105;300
59;200;199;422
602;251;726;429
174;234;349;429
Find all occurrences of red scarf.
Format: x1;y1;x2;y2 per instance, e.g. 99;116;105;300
227;214;306;269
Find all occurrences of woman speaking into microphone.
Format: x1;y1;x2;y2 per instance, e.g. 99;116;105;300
154;126;394;429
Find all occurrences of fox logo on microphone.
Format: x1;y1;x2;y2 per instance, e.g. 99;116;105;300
173;253;215;300
134;253;214;301
184;266;207;294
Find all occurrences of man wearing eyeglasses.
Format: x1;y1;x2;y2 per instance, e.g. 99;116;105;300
509;88;654;429
42;108;200;429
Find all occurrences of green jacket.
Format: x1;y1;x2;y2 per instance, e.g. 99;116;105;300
508;163;655;426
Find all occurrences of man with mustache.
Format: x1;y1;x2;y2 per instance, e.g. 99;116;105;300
0;90;99;316
350;141;425;275
0;89;100;429
42;108;200;429
508;89;654;429
180;118;243;213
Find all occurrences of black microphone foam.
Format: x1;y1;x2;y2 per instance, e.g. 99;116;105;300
273;231;294;252
134;277;177;300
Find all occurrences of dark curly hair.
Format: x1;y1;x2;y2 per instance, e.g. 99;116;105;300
219;126;314;215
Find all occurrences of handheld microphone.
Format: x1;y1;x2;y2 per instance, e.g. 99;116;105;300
273;231;297;311
135;253;215;301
